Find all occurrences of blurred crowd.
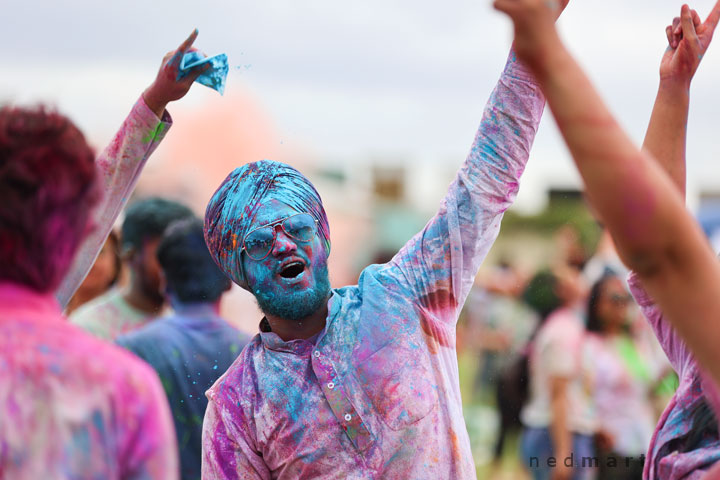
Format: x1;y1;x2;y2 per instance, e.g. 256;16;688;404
459;226;677;480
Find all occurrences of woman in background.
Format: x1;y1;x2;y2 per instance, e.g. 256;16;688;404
585;274;657;479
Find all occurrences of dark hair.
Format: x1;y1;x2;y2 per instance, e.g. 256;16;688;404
522;270;562;320
157;218;231;303
0;106;97;292
121;197;194;250
586;274;617;333
105;230;122;288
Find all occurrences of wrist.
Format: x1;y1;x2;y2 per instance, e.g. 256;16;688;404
528;35;569;83
658;76;691;94
142;83;168;119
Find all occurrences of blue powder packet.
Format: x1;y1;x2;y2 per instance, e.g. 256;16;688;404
179;51;229;95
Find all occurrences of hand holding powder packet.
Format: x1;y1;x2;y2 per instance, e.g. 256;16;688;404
179;51;229;95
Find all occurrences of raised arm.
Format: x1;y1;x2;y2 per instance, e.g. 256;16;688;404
642;5;719;197
56;30;209;308
631;5;720;372
494;0;720;385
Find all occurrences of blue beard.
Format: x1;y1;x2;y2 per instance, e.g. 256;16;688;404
254;261;331;322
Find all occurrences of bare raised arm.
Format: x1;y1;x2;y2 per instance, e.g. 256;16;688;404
492;0;720;385
643;3;720;197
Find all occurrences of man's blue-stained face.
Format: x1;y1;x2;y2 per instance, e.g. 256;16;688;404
241;198;330;321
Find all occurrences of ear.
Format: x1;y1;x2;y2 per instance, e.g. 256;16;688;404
122;245;137;263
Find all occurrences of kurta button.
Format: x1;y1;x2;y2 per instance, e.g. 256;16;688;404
313;351;321;358
327;382;335;389
344;413;352;421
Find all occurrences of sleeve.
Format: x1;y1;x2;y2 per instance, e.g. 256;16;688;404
55;96;173;309
388;50;546;326
118;362;179;480
627;271;690;375
201;386;270;480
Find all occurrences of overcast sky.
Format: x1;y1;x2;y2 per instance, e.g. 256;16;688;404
4;0;720;212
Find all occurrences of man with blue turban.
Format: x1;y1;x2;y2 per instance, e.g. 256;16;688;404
201;21;564;477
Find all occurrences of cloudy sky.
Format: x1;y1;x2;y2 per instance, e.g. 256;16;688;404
4;0;720;212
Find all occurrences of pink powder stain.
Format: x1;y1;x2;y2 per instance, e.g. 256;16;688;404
418;288;457;354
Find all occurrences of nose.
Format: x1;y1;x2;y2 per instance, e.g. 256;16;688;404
271;226;298;257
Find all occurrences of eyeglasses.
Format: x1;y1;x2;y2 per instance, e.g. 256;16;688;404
608;293;633;306
241;213;318;261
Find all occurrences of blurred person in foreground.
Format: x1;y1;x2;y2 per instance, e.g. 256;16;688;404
519;266;597;480
117;218;251;480
199;4;571;478
71;197;194;341
65;230;122;315
494;0;720;477
584;274;661;480
0;31;208;479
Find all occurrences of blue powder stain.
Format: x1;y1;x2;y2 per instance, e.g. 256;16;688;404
213;365;218;370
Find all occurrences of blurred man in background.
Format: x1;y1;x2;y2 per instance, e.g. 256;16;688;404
117;218;251;480
71;196;193;341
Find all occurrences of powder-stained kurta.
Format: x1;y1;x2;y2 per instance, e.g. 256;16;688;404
0;97;178;479
201;52;546;480
628;273;720;479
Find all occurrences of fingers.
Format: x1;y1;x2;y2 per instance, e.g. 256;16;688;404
177;28;199;54
692;8;702;28
681;4;701;48
706;0;720;33
167;29;199;69
670;17;683;49
667;23;682;49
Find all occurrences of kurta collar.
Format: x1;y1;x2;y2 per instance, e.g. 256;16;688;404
258;291;340;355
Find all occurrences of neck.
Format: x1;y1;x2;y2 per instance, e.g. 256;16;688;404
603;324;623;336
265;297;330;342
123;274;163;314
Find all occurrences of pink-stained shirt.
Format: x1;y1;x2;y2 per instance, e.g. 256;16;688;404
0;97;179;479
0;284;178;479
201;51;546;480
628;273;720;480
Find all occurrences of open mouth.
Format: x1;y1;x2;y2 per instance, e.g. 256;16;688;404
279;261;305;279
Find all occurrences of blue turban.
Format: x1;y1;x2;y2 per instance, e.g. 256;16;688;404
204;160;331;290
